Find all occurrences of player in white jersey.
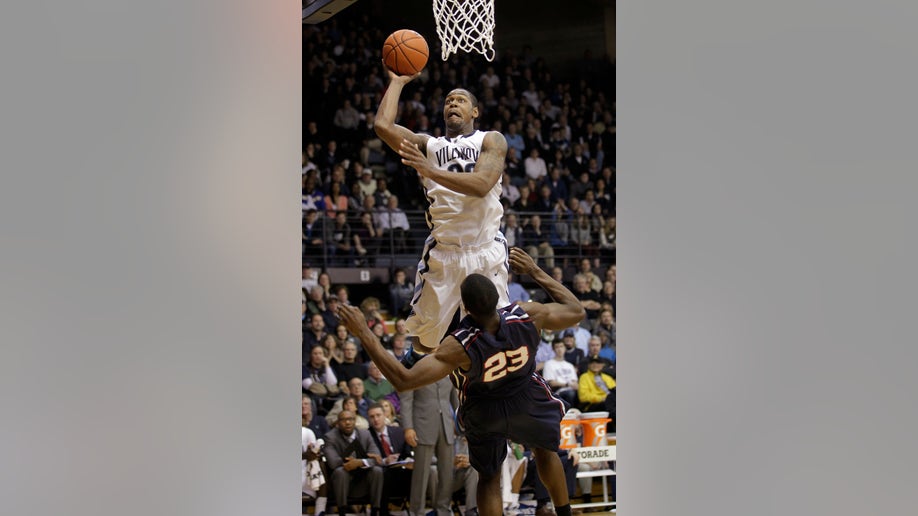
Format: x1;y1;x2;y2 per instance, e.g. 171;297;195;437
375;67;509;356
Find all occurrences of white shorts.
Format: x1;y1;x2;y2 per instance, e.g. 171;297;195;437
406;233;510;349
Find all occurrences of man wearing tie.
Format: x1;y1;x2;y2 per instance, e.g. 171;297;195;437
367;403;413;513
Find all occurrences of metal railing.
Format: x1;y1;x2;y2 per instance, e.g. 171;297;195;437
303;209;613;275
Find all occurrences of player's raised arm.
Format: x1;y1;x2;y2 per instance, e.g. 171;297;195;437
337;304;470;391
509;247;585;331
374;68;429;152
397;130;506;198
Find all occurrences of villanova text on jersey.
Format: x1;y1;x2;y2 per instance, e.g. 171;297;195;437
434;144;480;169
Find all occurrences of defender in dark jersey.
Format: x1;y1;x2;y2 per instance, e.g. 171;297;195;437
339;247;584;516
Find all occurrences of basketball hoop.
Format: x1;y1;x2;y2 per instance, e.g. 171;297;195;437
432;0;496;62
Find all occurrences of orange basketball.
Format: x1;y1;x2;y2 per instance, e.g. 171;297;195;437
382;29;429;76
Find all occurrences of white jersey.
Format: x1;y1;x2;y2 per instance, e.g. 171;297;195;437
423;130;503;247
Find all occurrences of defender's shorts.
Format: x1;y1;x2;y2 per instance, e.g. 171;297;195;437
460;374;565;477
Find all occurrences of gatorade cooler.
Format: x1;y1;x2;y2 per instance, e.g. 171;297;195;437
579;411;611;447
559;416;580;449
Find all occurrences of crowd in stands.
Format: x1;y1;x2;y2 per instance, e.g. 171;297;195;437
303;14;615;271
301;10;615;516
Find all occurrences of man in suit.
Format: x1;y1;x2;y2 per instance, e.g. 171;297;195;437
400;377;457;516
322;409;385;516
367;402;412;514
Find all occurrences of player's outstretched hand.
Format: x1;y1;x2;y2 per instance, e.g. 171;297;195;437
338;304;368;335
509;246;538;276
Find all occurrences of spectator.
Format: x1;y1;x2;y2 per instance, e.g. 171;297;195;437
569;171;594;200
512;184;534;212
303;209;326;263
322;295;341;333
534;329;556;372
577;336;614;378
379;397;400;427
505;146;523;179
358;297;388;336
355;167;377;203
504;122;526;159
598;280;616;315
599;216;616;263
502;211;524;249
370;323;391;358
353;210;379;265
303;344;341;399
302;395;331;441
304;312;328;355
548;200;573;261
593;309;616;354
363;361;394;402
534;184;555;213
327;378;373;426
324;180;350;219
565;143;589;176
333;99;361;139
566;325;592;356
332;325;354;356
367;403;414;509
452;434;479;516
388;268;414;319
333;341;367;391
524;148;548;183
317;272;333;300
388;333;410;363
302;412;328;514
327;211;354;266
373;177;393;208
306;285;328;316
561;331;585;369
522;214;555;269
569;213;595;257
577;258;603;293
500;172;521;206
577;357;615;430
322;409;384;516
542;339;580;408
507;272;531;304
572;274;602;322
376;195;410;253
479;65;500;89
303;175;326;213
302;265;319;293
544;167;569;203
392;318;409;341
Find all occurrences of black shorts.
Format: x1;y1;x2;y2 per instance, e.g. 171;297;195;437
460;375;565;477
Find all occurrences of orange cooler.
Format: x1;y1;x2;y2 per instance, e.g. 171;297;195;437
579;411;611;447
559;417;580;449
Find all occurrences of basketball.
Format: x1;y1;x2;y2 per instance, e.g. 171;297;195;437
382;29;429;76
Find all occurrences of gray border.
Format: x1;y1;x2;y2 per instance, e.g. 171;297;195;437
0;1;301;515
621;0;918;514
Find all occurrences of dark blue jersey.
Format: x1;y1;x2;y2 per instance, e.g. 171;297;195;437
449;303;542;404
446;303;566;476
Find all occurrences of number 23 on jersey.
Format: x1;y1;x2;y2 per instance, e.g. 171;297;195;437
482;347;530;382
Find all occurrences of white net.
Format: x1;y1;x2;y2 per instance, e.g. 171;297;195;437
432;0;496;61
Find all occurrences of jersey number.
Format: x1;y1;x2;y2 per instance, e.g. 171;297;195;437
447;163;475;173
482;347;530;382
